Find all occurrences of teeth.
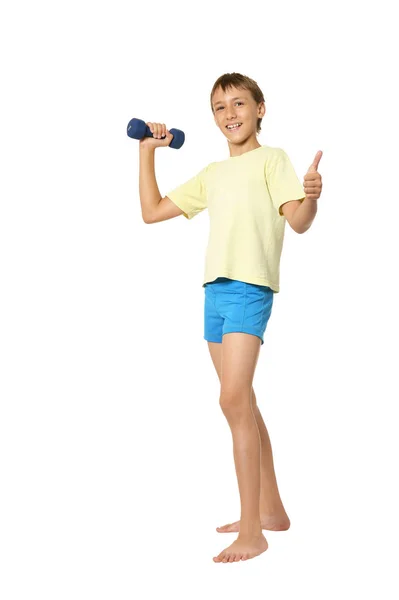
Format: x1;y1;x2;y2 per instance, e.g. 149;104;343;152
227;123;242;129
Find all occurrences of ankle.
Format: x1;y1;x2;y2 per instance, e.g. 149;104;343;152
239;516;262;538
259;504;287;517
238;529;263;540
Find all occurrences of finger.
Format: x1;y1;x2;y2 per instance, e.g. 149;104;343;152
304;172;321;182
306;151;323;174
312;150;323;171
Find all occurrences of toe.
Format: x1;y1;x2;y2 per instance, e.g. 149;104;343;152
229;554;236;563
241;554;248;561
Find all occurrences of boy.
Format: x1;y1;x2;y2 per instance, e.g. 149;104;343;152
138;72;323;563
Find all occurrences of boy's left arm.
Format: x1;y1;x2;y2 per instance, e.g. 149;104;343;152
285;150;323;234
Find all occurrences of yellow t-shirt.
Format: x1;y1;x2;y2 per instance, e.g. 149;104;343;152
165;145;305;293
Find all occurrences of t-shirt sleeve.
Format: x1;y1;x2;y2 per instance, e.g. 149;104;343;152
165;165;208;220
265;149;306;216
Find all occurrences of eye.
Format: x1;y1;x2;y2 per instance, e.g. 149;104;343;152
216;101;243;111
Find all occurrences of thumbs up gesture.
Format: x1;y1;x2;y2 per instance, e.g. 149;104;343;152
303;151;323;200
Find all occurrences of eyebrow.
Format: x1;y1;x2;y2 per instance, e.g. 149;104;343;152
213;96;246;107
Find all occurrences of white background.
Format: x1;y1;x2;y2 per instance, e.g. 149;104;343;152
1;0;398;598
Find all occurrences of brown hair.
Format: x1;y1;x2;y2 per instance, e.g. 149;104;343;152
210;72;266;134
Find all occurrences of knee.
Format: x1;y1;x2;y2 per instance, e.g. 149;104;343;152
219;389;251;416
219;386;256;415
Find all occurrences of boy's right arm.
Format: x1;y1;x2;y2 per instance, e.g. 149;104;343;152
139;127;184;223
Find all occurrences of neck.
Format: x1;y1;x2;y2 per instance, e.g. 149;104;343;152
228;135;261;158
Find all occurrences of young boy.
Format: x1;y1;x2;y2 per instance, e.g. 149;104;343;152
138;72;323;563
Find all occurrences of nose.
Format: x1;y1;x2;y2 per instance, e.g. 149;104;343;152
224;104;237;120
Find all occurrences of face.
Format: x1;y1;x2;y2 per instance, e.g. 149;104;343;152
212;86;265;143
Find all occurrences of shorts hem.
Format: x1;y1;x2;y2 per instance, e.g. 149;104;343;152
222;329;264;345
204;335;222;343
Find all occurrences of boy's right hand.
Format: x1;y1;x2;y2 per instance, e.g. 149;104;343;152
139;122;174;149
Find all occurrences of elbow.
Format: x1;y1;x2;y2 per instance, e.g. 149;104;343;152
296;224;311;234
290;222;304;234
291;218;311;234
142;213;153;224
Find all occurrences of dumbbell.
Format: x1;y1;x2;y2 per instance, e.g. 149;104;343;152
126;118;185;149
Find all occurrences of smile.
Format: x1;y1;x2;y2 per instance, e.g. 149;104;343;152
226;123;242;130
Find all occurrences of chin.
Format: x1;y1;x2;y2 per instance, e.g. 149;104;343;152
224;130;245;139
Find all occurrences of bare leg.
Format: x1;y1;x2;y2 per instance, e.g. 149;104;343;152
252;394;290;525
207;341;290;533
213;332;268;563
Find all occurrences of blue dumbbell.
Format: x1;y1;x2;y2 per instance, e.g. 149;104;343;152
126;118;185;149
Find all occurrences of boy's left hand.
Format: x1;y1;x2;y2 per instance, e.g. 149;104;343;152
303;151;323;200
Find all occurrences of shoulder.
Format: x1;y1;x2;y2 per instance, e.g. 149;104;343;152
262;146;290;173
198;161;218;180
262;145;287;160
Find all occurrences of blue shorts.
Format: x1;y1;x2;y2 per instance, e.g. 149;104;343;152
204;277;274;346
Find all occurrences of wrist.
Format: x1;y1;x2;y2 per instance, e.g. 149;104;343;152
139;143;156;154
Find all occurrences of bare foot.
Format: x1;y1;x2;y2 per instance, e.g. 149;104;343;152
213;533;268;562
216;513;290;533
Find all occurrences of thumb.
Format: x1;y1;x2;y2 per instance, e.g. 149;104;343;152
161;129;174;146
307;150;323;173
